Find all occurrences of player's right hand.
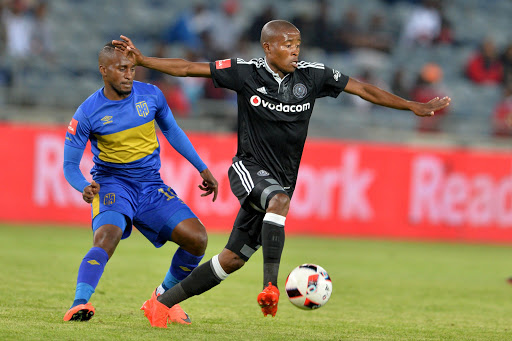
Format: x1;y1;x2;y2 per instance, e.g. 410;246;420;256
83;180;100;204
199;168;218;202
112;35;144;66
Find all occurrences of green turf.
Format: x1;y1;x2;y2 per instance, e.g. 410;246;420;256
0;224;511;340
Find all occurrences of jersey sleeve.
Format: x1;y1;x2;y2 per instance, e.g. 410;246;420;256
314;66;350;99
154;86;207;173
209;58;245;92
63;107;91;192
63;144;90;192
64;106;91;149
154;84;173;121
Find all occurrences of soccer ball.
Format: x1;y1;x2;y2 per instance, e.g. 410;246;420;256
285;263;332;310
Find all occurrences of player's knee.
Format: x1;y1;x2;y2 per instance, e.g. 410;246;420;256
190;229;208;255
93;224;123;258
224;257;245;274
267;193;290;216
172;219;208;255
219;250;245;274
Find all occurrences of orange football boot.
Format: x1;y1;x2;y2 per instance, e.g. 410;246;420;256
257;282;280;317
143;288;191;326
140;295;169;328
63;303;95;321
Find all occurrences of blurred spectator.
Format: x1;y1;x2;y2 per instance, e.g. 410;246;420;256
160;4;215;52
410;62;449;132
465;38;503;85
330;7;365;53
381;0;421;3
2;0;34;59
176;49;207;115
208;0;245;58
351;68;389;113
400;0;441;47
360;12;395;54
491;85;512;137
156;75;191;117
138;44;205;117
501;43;512;89
433;14;455;45
390;66;411;99
308;0;336;52
291;9;313;47
141;43;168;84
245;4;276;42
30;1;54;62
345;11;396;70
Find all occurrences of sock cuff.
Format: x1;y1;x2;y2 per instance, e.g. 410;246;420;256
211;255;228;280
88;247;109;264
76;282;95;294
175;247;204;264
263;213;286;226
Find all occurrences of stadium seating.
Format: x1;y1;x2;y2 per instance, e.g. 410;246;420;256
3;0;510;145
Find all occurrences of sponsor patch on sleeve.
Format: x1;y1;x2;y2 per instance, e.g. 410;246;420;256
215;59;231;69
67;118;78;135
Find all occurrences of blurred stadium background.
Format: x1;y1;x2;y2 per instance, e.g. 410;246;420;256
1;0;511;146
2;0;512;242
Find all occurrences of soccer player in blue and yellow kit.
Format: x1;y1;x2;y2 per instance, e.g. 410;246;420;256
62;42;218;325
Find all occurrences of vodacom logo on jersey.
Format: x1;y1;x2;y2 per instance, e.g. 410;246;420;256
249;95;311;113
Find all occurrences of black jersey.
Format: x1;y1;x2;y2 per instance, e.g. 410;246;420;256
210;57;349;189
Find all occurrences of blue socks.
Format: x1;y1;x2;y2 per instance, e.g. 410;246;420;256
161;248;203;291
71;247;109;308
70;247;201;307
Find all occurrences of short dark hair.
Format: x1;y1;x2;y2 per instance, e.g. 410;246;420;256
260;20;299;44
99;42;116;64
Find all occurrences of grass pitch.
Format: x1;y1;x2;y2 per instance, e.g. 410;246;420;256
0;224;511;340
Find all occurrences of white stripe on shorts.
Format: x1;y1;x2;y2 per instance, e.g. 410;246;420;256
232;161;254;194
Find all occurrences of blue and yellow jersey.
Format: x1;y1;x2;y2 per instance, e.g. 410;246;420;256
65;81;171;178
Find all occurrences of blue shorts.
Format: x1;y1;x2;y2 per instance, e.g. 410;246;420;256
90;175;197;248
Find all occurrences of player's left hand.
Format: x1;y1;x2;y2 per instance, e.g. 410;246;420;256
411;96;451;117
199;168;218;202
112;35;144;66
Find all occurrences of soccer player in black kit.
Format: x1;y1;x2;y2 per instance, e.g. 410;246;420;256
113;20;451;327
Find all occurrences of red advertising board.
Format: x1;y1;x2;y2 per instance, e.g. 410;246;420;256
2;122;512;243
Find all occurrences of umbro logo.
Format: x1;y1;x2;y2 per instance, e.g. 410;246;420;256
256;87;267;95
101;115;113;125
87;260;100;265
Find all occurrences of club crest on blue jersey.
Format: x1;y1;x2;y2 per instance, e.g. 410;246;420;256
103;193;115;205
136;101;149;118
293;83;307;99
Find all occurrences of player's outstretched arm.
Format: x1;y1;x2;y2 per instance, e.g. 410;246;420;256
344;77;451;117
112;35;212;78
198;169;218;202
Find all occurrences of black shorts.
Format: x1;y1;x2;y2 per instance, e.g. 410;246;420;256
228;157;291;211
225;158;289;261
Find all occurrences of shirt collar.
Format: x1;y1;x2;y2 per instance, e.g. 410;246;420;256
264;57;288;85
